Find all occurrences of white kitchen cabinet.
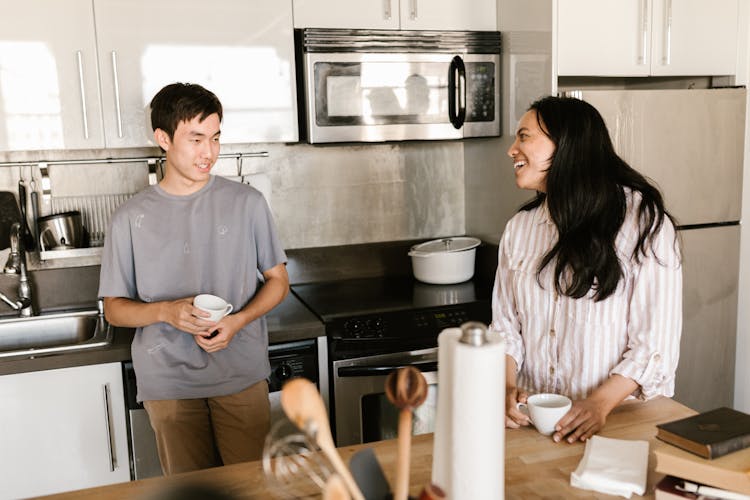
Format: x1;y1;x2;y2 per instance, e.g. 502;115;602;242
0;0;105;151
0;362;129;498
0;0;297;153
293;0;496;31
94;0;298;148
557;0;738;77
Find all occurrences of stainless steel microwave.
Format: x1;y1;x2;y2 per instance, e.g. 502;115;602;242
296;29;502;143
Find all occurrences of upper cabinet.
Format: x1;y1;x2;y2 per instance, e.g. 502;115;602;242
0;0;297;152
0;0;105;151
293;0;497;31
94;0;298;148
557;0;739;77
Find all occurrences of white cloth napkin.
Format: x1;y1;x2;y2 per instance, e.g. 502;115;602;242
570;435;649;498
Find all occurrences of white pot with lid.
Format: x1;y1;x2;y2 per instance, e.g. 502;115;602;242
408;236;482;285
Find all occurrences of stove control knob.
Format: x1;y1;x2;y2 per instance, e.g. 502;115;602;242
275;363;293;381
367;318;383;331
345;320;364;337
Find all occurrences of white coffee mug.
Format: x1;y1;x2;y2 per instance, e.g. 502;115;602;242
516;393;572;436
193;294;233;322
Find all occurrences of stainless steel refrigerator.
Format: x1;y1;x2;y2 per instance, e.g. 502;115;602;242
575;88;745;411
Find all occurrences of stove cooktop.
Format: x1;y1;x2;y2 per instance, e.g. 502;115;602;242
291;275;493;321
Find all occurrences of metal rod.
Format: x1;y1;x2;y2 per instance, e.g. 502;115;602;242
0;151;269;168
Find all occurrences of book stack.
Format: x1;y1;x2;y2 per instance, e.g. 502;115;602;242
654;407;750;499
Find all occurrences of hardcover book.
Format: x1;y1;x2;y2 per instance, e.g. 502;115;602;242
654;440;750;495
654;476;699;500
655;407;750;459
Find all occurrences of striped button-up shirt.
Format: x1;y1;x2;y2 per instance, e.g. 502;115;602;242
490;190;682;400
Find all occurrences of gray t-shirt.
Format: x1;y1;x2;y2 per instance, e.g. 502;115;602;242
98;175;287;401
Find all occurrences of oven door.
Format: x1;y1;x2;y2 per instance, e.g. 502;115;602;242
332;347;438;447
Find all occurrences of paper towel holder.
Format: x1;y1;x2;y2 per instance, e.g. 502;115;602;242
459;322;488;346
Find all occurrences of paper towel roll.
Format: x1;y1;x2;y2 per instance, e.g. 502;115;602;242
432;326;505;500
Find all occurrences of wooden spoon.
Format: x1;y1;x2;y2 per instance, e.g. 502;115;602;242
280;377;364;500
385;366;429;500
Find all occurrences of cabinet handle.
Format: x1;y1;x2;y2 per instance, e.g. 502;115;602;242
638;0;649;65
110;51;124;138
75;51;90;140
103;383;117;472
383;0;391;20
410;0;418;20
662;0;672;65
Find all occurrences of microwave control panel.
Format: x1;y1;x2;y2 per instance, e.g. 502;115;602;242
466;62;496;123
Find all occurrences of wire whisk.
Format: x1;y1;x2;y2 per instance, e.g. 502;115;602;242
262;418;335;499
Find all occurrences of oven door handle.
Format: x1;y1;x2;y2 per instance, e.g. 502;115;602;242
337;360;438;377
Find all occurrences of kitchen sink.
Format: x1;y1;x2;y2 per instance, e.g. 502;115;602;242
0;309;112;360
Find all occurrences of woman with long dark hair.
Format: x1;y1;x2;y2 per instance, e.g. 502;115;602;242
492;96;682;443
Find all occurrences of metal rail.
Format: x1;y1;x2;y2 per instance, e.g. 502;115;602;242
0;151;268;168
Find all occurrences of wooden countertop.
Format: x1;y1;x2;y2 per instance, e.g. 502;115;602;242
38;396;695;500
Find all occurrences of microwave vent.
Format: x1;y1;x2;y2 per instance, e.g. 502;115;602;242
300;28;501;55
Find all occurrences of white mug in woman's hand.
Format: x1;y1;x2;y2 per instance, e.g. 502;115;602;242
516;393;572;436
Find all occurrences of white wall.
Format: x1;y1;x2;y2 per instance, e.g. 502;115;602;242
735;0;750;413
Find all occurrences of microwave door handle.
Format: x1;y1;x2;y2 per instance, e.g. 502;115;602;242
448;56;466;129
337;361;438;377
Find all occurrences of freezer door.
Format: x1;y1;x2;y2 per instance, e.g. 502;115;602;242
580;88;745;226
675;224;739;411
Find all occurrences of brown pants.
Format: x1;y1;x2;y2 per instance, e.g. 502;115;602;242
143;380;270;475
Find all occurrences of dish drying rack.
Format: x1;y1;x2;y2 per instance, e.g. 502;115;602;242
1;152;268;266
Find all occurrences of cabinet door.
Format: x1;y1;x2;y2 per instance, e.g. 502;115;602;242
0;363;129;498
94;0;298;148
0;0;104;152
649;0;738;76
293;0;399;29
557;0;652;76
399;0;497;30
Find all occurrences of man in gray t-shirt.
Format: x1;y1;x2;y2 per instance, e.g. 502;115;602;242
98;83;288;475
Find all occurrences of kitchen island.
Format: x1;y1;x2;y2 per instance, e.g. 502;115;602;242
37;396;695;499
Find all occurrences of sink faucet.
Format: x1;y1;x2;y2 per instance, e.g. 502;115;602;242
1;222;33;317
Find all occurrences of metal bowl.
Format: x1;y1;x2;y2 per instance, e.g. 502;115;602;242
37;211;84;251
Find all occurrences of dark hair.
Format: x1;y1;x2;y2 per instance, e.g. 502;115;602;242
149;83;223;139
521;96;677;301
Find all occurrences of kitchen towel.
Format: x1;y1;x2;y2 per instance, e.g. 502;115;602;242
432;326;505;500
570;435;649;498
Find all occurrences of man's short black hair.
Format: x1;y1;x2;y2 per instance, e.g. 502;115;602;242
149;83;223;140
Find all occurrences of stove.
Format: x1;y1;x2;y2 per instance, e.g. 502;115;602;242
292;275;492;357
291;275;493;445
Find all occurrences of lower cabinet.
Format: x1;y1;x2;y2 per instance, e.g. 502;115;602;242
0;362;130;498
